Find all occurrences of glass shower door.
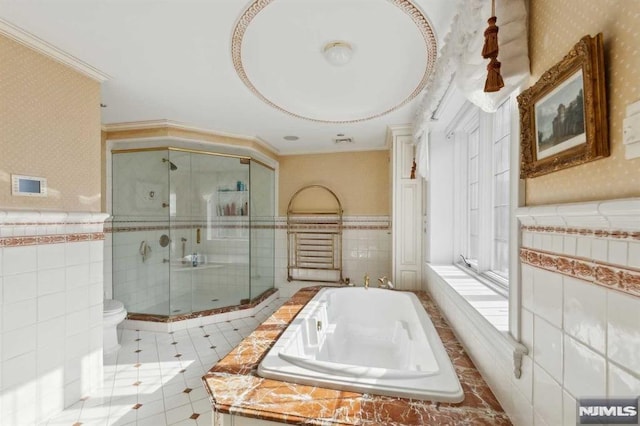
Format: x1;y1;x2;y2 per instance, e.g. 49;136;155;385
112;147;257;317
112;149;171;316
250;161;275;299
167;149;194;315
170;151;251;314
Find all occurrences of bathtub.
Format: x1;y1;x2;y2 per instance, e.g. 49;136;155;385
258;287;464;402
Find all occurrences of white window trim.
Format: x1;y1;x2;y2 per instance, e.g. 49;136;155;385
508;90;525;340
450;102;509;291
426;88;523;341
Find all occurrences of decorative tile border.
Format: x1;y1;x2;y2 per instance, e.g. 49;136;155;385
520;247;640;298
522;225;640;240
277;224;389;231
106;216;391;233
1;221;106;226
0;232;105;247
0;212;109;241
106;224;252;233
0;212;109;246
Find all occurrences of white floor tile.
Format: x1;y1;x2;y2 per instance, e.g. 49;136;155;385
164;392;191;411
192;397;211;414
196;411;212;426
110;409;138;426
163;382;189;398
165;403;194;424
136;398;166;419
170;419;198;426
38;298;287;425
185;376;205;390
137;412;168;426
188;388;208;404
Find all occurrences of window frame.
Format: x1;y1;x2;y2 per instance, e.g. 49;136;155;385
451;99;512;291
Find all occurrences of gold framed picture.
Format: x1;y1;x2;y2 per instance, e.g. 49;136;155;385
518;33;608;178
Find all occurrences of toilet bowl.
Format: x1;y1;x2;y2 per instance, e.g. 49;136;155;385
103;299;127;354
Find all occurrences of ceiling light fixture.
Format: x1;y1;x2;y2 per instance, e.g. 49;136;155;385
283;135;299;141
322;41;353;66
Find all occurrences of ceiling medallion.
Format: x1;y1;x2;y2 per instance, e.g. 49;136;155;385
231;0;437;123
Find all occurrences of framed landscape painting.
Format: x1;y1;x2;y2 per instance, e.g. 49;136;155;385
518;33;608;178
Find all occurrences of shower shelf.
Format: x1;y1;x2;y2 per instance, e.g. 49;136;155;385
287;185;343;284
170;264;225;272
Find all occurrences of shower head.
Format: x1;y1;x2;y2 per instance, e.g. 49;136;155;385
162;158;178;171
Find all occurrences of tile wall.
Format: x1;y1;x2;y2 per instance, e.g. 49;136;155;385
274;216;391;297
106;219;253;316
517;200;640;425
426;199;640;425
108;214;389;309
0;210;108;424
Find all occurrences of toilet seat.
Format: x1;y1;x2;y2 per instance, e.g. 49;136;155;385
104;299;124;315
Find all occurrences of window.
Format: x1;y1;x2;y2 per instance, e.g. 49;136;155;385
492;103;511;279
454;99;512;288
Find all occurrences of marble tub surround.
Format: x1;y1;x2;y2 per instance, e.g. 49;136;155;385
203;287;511;425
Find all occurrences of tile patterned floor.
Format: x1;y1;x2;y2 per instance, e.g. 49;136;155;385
43;299;286;426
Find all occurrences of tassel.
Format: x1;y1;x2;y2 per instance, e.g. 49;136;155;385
482;0;503;93
481;16;499;59
484;58;505;92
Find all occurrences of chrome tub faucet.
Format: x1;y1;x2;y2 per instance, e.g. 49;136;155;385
378;276;394;289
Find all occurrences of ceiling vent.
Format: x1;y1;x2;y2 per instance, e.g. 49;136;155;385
333;137;354;144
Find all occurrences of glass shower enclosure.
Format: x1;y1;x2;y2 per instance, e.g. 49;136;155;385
111;147;275;317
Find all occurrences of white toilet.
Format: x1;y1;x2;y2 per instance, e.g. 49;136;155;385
103;299;127;354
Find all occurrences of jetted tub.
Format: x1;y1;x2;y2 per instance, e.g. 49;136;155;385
258;287;464;402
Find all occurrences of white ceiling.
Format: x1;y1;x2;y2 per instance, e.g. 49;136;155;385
0;0;456;154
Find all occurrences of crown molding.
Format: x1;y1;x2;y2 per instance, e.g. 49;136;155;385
278;145;389;156
385;124;413;148
103;120;280;155
0;18;109;82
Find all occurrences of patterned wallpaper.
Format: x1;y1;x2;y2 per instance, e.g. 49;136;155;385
526;0;640;205
0;35;102;211
278;150;390;216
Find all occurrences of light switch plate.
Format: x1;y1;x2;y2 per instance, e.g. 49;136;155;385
623;115;640;145
626;99;640;117
623;100;640;159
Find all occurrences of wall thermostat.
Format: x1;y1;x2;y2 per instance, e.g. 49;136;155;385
11;174;48;197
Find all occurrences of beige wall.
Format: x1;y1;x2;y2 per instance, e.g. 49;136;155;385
526;0;640;205
0;35;102;212
278;150;390;216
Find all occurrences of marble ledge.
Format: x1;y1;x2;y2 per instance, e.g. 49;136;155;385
202;287;512;426
127;288;279;323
